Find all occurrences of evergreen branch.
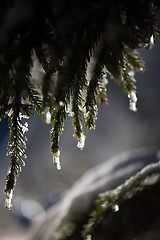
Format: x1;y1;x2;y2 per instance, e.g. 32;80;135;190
83;161;160;239
50;106;66;154
85;38;106;130
3;38;33;208
50;106;66;169
71;78;84;142
34;42;49;73
85;72;100;131
120;48;144;94
5;104;30;209
96;74;108;105
25;82;43;116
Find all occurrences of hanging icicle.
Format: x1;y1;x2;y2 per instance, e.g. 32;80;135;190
77;133;86;150
128;91;138;112
53;150;61;170
5;189;13;210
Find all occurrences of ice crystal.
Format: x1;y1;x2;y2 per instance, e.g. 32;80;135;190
77;133;86;150
5;189;13;210
53;150;61;170
128;91;137;112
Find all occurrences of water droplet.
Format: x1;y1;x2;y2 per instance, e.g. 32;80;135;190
101;202;107;208
114;204;119;212
53;150;61;170
5;189;13;210
59;101;65;107
86;235;92;240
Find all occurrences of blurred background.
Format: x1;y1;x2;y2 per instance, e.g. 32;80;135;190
0;39;160;238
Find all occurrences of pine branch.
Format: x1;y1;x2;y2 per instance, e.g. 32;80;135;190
83;161;160;240
85;38;107;130
5;104;30;209
71;75;86;150
50;106;66;170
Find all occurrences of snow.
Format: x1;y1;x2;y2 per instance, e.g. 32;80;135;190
21;122;29;134
19;113;29;120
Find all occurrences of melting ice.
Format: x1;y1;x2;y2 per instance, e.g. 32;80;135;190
53;150;61;170
43;108;51;124
77;133;86;150
128;91;137;112
5;189;13;210
114;204;119;212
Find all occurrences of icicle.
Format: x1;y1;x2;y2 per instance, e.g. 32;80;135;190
128;91;137;112
86;235;92;240
77;133;86;150
5;189;13;210
66;103;73;117
43;108;51;124
149;35;155;49
45;111;51;124
53;150;61;170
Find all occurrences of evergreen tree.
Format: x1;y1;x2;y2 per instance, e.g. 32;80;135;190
0;0;160;208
